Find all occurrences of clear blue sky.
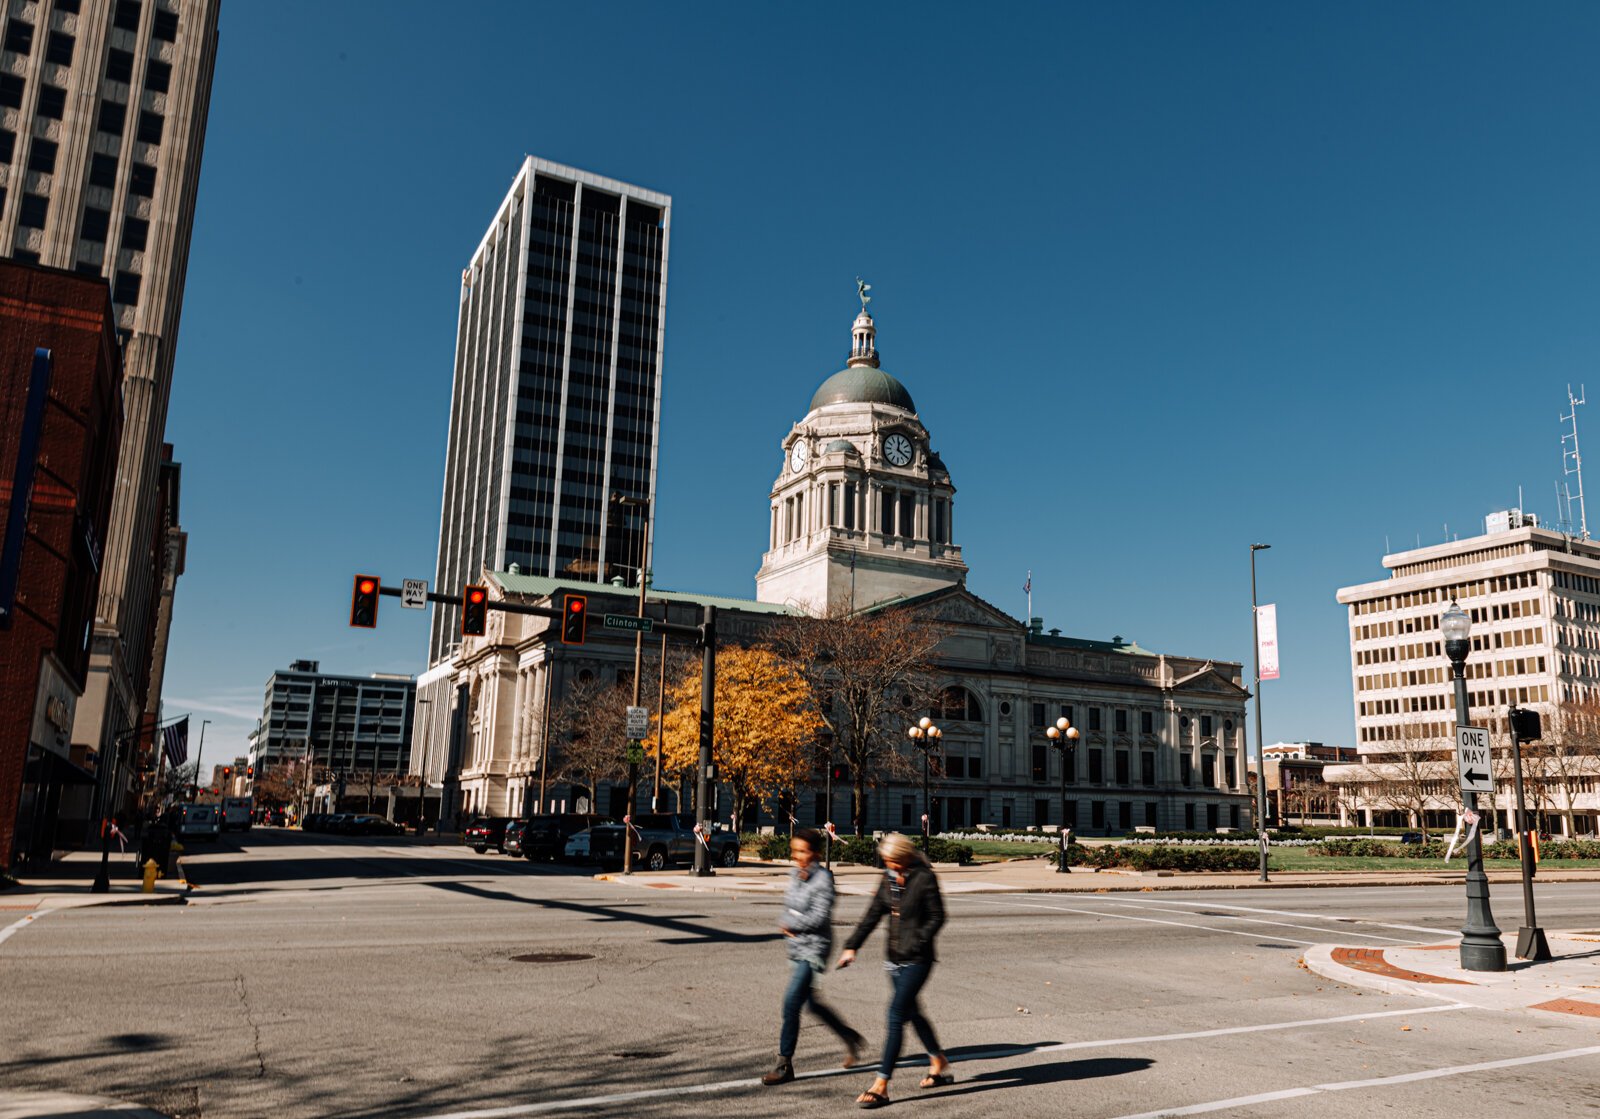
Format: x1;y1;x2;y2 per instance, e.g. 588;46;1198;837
161;1;1600;765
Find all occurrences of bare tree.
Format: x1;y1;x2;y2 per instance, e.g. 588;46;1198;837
1352;718;1456;839
773;605;947;835
550;675;630;813
1533;697;1600;837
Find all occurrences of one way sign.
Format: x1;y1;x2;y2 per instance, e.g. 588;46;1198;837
1455;725;1495;797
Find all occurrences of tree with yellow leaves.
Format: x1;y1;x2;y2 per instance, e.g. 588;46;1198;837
659;645;823;832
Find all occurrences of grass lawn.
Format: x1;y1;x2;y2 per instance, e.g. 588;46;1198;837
960;838;1054;863
1267;846;1600;873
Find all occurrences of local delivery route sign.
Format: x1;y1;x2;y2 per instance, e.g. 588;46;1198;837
1455;725;1494;797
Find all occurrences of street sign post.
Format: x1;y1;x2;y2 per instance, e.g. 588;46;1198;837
400;579;428;609
604;613;654;634
626;705;650;739
1455;725;1495;797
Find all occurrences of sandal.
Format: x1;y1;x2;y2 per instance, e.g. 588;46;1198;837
919;1072;954;1089
856;1090;890;1109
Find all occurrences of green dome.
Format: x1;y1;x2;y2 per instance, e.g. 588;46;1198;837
809;366;916;413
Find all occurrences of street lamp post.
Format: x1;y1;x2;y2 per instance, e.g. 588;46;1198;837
1442;600;1507;972
1249;543;1272;882
1046;716;1080;873
907;717;941;851
415;698;432;834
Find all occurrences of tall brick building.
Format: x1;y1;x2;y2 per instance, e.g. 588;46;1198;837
0;260;123;867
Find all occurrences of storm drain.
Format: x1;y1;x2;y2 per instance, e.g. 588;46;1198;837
510;952;595;963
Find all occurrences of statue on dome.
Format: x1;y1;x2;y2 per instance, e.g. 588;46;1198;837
856;277;872;312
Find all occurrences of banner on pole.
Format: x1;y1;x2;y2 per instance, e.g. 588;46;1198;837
1257;604;1280;681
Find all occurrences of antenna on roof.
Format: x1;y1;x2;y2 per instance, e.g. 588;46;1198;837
1562;384;1589;539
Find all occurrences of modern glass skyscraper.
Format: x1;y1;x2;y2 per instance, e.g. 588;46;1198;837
0;0;218;784
429;157;670;664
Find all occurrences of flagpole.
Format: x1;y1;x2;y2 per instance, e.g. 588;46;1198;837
1026;570;1032;622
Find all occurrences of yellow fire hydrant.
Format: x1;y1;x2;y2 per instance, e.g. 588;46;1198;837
142;858;160;894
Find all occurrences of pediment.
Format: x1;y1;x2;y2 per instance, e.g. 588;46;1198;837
1171;663;1251;698
901;587;1024;632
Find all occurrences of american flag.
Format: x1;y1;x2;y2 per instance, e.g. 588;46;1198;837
1023;571;1031;595
161;717;189;768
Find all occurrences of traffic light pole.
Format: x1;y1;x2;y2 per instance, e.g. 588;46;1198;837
693;605;718;877
1507;707;1552;961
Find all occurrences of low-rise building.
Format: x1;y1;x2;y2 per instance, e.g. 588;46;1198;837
1262;742;1357;827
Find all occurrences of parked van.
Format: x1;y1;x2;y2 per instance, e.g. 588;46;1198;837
221;797;253;832
169;803;220;841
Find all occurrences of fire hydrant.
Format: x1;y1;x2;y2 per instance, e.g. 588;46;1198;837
142;858;160;894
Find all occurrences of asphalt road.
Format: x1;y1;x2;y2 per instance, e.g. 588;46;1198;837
4;829;1600;1119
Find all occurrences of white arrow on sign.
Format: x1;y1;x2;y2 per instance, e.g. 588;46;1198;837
1455;725;1495;796
400;579;428;610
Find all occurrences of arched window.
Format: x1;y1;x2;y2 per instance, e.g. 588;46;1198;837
934;686;983;723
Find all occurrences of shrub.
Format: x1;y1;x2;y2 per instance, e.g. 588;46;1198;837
1054;844;1260;872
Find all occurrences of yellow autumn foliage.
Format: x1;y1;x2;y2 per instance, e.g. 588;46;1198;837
659;645;822;806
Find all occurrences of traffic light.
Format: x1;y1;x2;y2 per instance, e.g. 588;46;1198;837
246;765;255;780
561;594;588;644
830;763;849;783
350;575;380;628
461;584;488;637
222;765;232;783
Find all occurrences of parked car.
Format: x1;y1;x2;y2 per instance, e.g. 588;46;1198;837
509;813;612;861
325;813;360;835
588;813;740;871
300;813;327;833
564;828;594;862
1399;832;1424;844
464;817;514;854
345;814;404;837
167;803;220;842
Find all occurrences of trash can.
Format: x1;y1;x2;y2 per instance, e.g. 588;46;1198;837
141;822;173;878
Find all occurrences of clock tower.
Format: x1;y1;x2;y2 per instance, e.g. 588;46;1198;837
755;296;967;613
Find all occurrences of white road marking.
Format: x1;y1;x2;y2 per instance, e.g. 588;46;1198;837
1098;900;1417;944
1109;1044;1600;1118
959;895;1324;944
0;909;47;947
1132;898;1461;939
413;1005;1467;1118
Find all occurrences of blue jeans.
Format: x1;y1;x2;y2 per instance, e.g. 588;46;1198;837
879;960;942;1079
779;959;857;1059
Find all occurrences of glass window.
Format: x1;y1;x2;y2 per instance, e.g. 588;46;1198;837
1141;752;1155;786
1091;800;1105;828
151;8;178;40
1030;742;1046;783
1030;702;1045;727
1114;709;1128;733
45;31;74;65
1201;715;1214;737
37;84;66;119
1180;755;1192;786
1119;801;1132;830
5;19;34;56
1089;708;1102;731
1141;711;1153;735
98;100;127;134
112;270;141;306
1088;750;1104;784
0;75;24;110
1225;756;1237;788
18;192;49;228
1114;750;1129;785
143;58;170;93
106;48;134;83
80;206;110;242
1201;755;1216;788
26;139;56;173
0;129;13;162
136;110;162;144
113;1;142;32
88;153;117;187
56;0;81;12
122;216;148;250
128;162;156;197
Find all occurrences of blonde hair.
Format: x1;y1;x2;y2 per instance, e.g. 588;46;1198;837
877;832;925;867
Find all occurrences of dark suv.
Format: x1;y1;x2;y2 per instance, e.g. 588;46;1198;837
463;817;514;854
507;814;612;861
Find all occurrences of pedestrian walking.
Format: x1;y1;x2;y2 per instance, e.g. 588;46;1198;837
762;827;865;1086
837;831;952;1108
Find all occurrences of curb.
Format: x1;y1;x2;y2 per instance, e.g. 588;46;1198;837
1302;943;1458;1001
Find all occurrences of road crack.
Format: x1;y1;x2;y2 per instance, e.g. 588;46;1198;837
234;973;267;1079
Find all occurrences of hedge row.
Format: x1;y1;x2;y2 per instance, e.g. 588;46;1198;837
1318;837;1600;860
751;833;974;865
1056;844;1261;872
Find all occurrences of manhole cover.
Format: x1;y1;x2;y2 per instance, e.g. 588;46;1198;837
510;952;595;963
612;1050;668;1059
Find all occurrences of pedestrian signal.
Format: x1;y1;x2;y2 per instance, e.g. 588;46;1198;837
350;575;380;628
561;594;588;644
461;584;488;637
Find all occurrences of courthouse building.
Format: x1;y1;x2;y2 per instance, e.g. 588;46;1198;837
1328;513;1600;835
416;300;1254;834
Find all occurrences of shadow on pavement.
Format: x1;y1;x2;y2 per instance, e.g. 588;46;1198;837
934;1055;1154;1097
428;879;784;945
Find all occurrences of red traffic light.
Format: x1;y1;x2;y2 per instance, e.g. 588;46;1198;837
469;588;486;604
350;574;380;628
561;594;588;644
461;584;489;637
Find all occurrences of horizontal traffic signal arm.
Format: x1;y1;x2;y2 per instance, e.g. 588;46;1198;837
371;583;704;639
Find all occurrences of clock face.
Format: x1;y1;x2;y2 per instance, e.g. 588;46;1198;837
790;441;809;473
884;433;913;467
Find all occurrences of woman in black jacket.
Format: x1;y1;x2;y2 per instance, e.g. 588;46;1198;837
838;832;953;1108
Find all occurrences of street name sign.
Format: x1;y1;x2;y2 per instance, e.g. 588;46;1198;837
604;613;654;634
626;705;650;739
1455;725;1495;796
400;579;428;609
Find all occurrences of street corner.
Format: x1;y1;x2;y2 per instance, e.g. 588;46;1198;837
0;1088;172;1118
1304;931;1600;1017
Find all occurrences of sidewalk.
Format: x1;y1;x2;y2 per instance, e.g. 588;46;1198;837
597;857;1600;896
1306;931;1600;1019
0;850;190;912
0;1090;168;1119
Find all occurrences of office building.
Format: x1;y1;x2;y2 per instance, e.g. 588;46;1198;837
1329;513;1600;834
0;261;123;867
428;156;670;666
0;0;220;804
250;661;415;777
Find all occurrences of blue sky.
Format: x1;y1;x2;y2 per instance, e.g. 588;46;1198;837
160;1;1600;764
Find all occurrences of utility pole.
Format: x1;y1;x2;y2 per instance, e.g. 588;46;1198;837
614;493;650;874
191;719;210;802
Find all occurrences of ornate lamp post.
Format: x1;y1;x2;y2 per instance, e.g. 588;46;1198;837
908;717;942;850
1442;600;1507;972
1046;715;1080;873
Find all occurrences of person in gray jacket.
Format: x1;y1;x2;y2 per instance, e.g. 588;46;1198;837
762;827;865;1086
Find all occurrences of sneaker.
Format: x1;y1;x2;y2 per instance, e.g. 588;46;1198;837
761;1058;795;1086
